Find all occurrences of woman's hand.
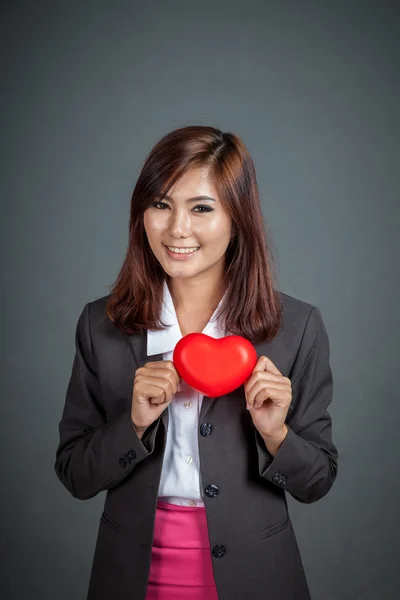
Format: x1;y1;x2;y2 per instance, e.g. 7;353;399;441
244;355;292;440
131;360;182;435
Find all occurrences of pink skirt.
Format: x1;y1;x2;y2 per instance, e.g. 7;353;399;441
146;499;219;599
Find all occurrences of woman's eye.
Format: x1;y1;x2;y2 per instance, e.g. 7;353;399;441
153;201;168;209
152;202;213;213
193;205;214;213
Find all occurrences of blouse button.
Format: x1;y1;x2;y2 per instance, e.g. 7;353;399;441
185;456;194;464
183;402;193;408
188;500;197;506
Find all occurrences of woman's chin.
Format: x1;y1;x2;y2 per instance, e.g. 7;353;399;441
160;261;204;279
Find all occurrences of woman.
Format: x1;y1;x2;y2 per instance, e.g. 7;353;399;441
54;125;338;600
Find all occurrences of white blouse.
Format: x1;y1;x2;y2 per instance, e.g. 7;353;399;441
147;280;227;507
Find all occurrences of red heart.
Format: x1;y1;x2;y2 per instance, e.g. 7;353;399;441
173;333;258;397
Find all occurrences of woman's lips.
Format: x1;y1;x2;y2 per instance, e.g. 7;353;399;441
163;244;200;261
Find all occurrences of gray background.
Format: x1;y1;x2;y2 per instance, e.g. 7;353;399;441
2;1;399;599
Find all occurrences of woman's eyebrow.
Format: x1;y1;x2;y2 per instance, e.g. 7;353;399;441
158;194;216;202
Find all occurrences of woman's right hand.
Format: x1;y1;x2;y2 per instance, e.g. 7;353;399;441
131;360;182;437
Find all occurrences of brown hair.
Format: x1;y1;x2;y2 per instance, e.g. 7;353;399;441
106;125;283;344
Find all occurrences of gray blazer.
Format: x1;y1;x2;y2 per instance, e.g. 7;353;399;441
54;291;339;600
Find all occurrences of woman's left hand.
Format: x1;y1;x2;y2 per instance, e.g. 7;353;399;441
245;355;292;439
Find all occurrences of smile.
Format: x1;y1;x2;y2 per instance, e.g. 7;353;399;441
164;244;201;260
166;245;200;254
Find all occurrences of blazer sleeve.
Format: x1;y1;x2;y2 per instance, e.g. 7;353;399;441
54;302;161;500
255;305;339;503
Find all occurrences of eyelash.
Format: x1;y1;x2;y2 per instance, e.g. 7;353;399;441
152;201;214;213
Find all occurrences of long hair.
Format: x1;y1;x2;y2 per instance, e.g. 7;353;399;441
106;125;283;344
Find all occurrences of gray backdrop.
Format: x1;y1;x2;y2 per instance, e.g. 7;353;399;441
2;1;399;599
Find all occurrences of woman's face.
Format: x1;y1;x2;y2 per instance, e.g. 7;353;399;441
143;167;233;281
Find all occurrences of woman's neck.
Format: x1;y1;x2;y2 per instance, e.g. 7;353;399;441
167;276;227;316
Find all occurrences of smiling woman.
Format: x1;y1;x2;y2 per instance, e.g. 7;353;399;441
55;125;338;600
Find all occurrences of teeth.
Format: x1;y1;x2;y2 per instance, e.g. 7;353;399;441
166;246;200;254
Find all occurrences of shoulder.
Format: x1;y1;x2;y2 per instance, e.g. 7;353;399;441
87;294;111;318
277;290;314;318
276;289;328;351
277;289;320;327
76;294;114;337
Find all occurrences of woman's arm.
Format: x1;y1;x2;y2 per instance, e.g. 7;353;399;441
254;306;339;503
54;302;160;500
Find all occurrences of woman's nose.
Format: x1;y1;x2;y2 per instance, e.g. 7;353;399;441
168;210;191;237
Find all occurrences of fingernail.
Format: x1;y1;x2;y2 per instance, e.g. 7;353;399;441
246;402;251;410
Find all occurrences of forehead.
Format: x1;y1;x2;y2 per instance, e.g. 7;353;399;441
165;167;219;201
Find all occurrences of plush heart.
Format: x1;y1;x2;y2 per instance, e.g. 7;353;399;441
173;333;258;397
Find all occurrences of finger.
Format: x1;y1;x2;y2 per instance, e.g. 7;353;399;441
251;355;282;376
139;367;181;393
249;355;282;378
253;387;282;409
246;381;285;409
147;359;180;379
136;376;174;404
262;356;282;376
253;387;291;410
244;356;268;393
252;356;268;373
245;371;290;396
149;394;165;405
253;388;272;409
166;360;183;390
136;382;166;405
144;361;165;367
151;361;182;387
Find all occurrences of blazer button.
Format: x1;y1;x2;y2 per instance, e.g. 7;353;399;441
119;457;127;468
200;422;212;436
205;484;219;498
272;472;287;486
212;544;226;558
128;449;136;460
